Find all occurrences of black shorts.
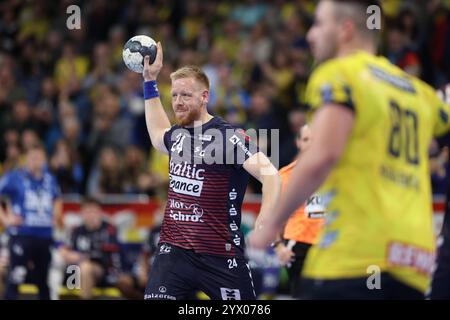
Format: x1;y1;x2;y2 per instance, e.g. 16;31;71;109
298;272;424;300
5;235;53;300
144;243;256;300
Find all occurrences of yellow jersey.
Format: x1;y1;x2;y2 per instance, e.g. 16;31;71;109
302;51;450;293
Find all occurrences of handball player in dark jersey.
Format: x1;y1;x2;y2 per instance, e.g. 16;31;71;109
141;43;281;300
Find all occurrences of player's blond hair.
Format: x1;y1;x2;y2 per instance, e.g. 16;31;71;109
170;65;210;90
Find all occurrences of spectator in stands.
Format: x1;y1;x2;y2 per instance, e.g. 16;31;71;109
260;49;295;109
45;99;80;153
246;84;282;152
87;146;125;196
0;55;26;109
0;128;20;169
82;42;116;91
59;197;121;300
20;129;41;153
34;77;58;133
385;20;421;77
248;22;272;64
53;40;89;95
1;143;22;175
108;25;127;70
85;84;132;157
214;19;243;62
122;144;163;196
49;139;83;194
214;64;249;126
10;100;39;134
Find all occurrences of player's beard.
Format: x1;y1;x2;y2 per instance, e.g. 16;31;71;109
175;106;202;127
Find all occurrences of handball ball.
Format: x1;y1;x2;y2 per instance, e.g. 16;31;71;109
122;35;157;73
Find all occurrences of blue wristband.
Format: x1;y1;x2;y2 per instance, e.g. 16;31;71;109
143;80;159;100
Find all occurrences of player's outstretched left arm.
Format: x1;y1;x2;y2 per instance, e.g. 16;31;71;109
243;152;281;232
248;103;354;249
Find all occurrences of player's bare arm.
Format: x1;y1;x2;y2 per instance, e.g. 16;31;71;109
53;198;64;230
243;152;281;230
249;104;354;248
143;41;171;154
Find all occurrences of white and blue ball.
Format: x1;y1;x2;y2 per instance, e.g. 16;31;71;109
122;35;157;73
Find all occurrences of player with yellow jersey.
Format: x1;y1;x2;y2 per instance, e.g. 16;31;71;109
274;125;325;298
249;0;450;299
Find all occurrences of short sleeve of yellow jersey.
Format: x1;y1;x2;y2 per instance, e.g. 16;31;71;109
427;85;450;137
305;60;354;117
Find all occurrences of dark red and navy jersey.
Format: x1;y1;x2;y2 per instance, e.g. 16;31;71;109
161;117;258;258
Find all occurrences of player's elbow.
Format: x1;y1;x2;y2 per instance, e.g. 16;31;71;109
148;130;169;154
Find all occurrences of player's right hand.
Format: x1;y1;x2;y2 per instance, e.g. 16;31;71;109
247;223;279;250
143;41;163;81
274;244;295;266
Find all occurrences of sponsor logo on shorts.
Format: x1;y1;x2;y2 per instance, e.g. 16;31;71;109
144;293;176;300
220;288;241;300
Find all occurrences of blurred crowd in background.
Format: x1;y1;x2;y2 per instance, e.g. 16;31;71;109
1;0;450;198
